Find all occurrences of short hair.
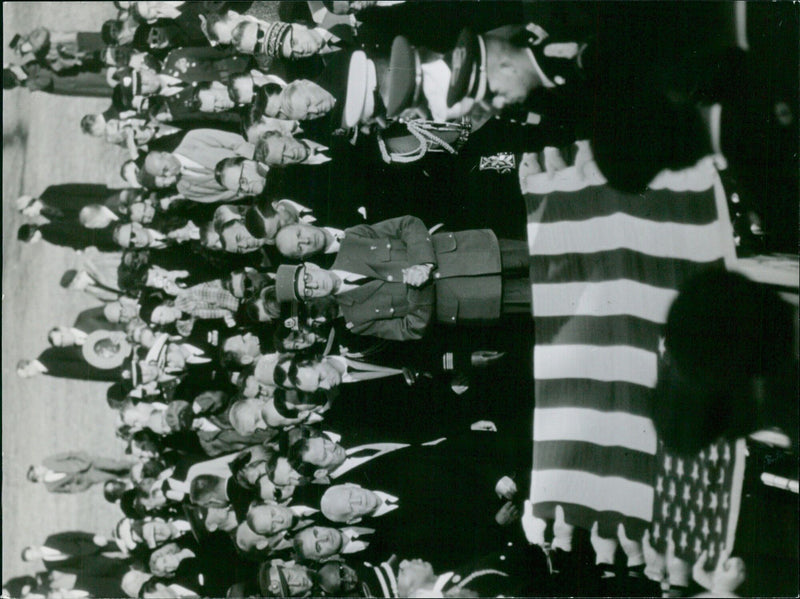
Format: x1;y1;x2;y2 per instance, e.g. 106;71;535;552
138;291;170;325
214;155;246;187
218;330;252;371
3;68;22;90
231;445;278;490
244;197;278;239
228;73;252;105
253;130;282;163
80;114;99;135
117;250;151;294
104;479;128;503
230;20;250;50
148;542;182;575
227;398;258;436
189;474;226;507
102;19;122;45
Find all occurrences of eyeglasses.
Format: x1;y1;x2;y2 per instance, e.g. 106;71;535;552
237;162;248;196
297;264;315;299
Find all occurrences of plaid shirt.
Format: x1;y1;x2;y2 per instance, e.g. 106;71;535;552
175;282;239;325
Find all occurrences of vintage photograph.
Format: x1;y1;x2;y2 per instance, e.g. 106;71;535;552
2;1;798;597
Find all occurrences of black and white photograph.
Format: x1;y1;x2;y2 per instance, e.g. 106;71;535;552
2;1;798;597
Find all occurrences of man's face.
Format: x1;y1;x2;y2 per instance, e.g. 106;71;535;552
248;503;295;535
231;75;255;105
220;160;267;197
204;506;237;532
251;285;278;322
275;223;327;259
295;527;343;560
152;549;182;577
318;562;359;594
240;459;269;488
150;304;181;325
129;201;156;224
116;222;151;249
143;520;175;546
220;221;261;254
262;134;309;166
295;358;342;392
139;68;162;94
144;152;181;188
233;398;270;436
397;559;437;596
280;80;336;120
209;11;242;45
198;82;235;113
487;51;537;109
267;564;314;597
258;473;295;503
235;21;259;54
302;437;346;470
321;484;380;522
272;457;302;487
295;263;338;300
282;25;324;59
281;330;319;351
224;333;261;365
165;343;186;371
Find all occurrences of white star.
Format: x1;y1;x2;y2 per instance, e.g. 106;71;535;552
717;469;726;485
653;523;661;542
709;544;716;559
701;518;710;539
696;491;705;511
687;511;696;530
664;455;672;473
676;458;685;478
722;493;729;510
690;463;700;482
694;538;702;555
708;492;718;511
662;502;670;519
679;531;688;552
723;444;731;463
668;480;677;501
702;468;711;487
708;444;719;464
682;484;692;504
674;506;683;526
715;517;723;534
658;336;667;358
656;475;664;494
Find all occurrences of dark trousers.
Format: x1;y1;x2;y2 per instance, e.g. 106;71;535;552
499;239;532;312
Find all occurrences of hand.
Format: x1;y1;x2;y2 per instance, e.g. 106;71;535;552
521;499;547;545
402;264;433;287
398;106;431;121
642;529;666;583
495;475;518;499
471;420;497;432
471;350;506;368
543;146;568;179
495;500;521;526
518;152;543;193
573;140;594;180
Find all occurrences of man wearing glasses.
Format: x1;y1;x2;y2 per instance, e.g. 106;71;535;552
274;215;530;341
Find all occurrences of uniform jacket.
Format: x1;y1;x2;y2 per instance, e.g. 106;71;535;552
161;46;254;84
331;216;501;341
172;129;254;203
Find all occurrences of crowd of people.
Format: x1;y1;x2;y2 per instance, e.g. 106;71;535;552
4;1;798;598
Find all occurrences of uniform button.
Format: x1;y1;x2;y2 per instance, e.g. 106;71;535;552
434;273;440;279
555;75;565;85
346;322;354;329
375;309;380;313
451;316;456;321
507;542;513;547
370;245;377;250
386;243;391;248
387;275;393;281
500;555;506;561
389;308;394;313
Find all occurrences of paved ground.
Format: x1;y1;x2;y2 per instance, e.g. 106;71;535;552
2;1;130;586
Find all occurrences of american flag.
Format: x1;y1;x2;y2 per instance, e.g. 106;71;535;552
650;436;746;567
525;155;737;539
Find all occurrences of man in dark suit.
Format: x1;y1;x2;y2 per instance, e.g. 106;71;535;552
160;46;254;84
287;428;533;572
274;216;530;341
142;129;265;203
